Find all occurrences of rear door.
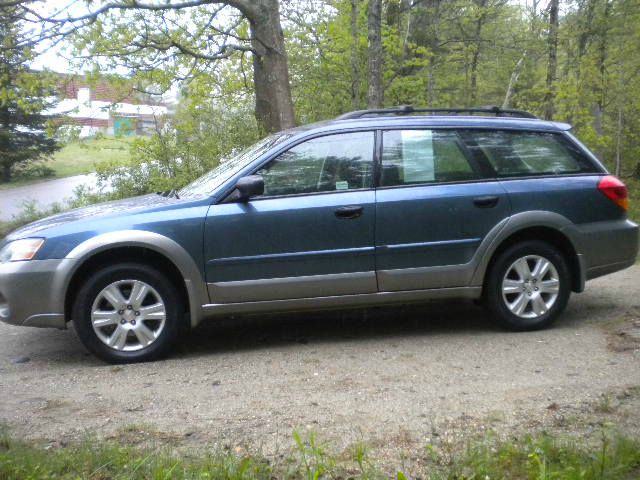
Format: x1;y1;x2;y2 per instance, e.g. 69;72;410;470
457;129;606;222
375;128;511;291
204;130;377;303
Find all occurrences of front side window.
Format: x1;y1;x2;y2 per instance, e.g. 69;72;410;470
258;131;374;197
459;130;596;177
179;132;293;197
381;130;477;186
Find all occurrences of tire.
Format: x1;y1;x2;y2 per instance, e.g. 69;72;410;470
485;240;571;331
72;262;183;363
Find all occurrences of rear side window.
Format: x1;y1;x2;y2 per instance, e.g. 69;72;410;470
459;130;596;177
381;130;477;186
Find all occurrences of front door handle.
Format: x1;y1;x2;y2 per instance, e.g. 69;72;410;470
473;196;499;208
334;205;364;219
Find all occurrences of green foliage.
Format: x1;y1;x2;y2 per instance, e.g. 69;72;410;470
0;200;67;239
1;427;639;479
0;5;60;183
284;0;640;179
627;178;640;223
54;0;640;201
446;430;640;480
96;97;258;198
0;187;110;239
291;431;335;480
0;428;272;480
51;137;133;178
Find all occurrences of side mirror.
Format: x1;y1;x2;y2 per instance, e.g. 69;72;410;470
235;175;264;202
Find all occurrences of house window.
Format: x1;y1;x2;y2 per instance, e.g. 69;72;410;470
77;88;91;103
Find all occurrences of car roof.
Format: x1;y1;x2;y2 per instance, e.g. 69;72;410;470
282;115;572;139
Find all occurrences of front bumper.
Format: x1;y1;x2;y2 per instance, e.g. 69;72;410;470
0;258;73;329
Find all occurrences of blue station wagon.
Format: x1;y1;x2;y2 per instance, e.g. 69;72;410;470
1;106;638;363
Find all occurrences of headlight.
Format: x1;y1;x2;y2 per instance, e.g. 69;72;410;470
0;239;45;263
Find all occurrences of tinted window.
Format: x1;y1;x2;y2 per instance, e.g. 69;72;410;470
460;130;595;177
381;130;477;186
179;132;293;197
258;131;374;197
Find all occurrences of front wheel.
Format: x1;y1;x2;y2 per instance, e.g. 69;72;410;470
73;263;183;363
485;241;571;331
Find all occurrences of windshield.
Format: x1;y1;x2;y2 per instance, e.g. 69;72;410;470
179;132;293;197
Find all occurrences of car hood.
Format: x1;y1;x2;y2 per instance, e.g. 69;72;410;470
6;194;188;240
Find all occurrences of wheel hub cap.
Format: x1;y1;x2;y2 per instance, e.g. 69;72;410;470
91;280;166;352
502;255;560;319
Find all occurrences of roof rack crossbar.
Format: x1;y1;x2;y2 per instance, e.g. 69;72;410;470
335;105;538;120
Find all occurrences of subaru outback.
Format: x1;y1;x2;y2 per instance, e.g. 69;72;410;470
0;106;637;363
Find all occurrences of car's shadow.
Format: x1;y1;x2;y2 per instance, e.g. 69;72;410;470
25;296;608;366
171;298;591;360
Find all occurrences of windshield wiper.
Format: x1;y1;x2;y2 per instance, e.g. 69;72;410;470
156;189;180;199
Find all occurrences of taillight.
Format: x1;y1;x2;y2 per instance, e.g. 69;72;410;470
598;175;629;211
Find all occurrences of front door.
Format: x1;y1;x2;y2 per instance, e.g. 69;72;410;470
204;131;377;303
375;128;511;291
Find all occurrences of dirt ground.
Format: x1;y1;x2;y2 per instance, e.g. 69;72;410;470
1;266;639;464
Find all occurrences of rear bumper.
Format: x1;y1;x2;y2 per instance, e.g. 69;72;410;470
568;219;639;282
0;259;71;329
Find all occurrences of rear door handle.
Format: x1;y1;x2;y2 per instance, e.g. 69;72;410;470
334;205;364;219
473;195;499;208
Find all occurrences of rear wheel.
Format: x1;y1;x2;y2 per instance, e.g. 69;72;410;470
73;263;183;363
486;241;571;331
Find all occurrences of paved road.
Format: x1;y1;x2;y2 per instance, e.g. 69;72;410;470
0;174;100;221
0;266;638;466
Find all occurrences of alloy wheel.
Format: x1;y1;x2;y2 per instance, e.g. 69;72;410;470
501;255;560;319
90;279;167;351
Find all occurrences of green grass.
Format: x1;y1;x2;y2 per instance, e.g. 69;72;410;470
0;137;133;190
0;427;639;479
0;190;108;238
0;202;65;238
49;137;133;178
447;431;640;480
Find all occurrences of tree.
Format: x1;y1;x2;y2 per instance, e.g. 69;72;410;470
0;5;58;183
351;0;362;110
367;0;383;108
543;0;559;120
9;0;295;134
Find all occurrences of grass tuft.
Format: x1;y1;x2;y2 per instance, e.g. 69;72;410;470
0;428;639;479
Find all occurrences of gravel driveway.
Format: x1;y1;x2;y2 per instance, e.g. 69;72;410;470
1;266;639;457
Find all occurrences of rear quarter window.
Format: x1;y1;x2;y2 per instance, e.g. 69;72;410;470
459;130;598;177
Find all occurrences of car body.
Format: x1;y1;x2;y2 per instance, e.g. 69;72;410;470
1;107;638;362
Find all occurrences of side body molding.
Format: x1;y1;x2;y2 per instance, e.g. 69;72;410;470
65;230;209;327
469;210;583;288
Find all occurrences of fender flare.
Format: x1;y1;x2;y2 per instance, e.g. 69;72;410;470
63;230;208;327
469;211;583;288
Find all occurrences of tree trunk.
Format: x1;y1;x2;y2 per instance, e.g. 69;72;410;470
2;163;10;183
502;50;527;109
593;0;611;159
427;61;435;107
614;108;623;177
351;0;361;110
543;0;559;120
469;0;487;106
367;0;383;108
424;0;441;108
247;0;296;134
469;47;481;105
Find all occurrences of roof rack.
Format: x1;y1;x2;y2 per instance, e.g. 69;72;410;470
335;105;538;120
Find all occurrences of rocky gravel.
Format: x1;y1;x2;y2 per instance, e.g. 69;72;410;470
1;266;639;458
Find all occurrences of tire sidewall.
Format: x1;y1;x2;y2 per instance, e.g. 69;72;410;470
487;241;571;331
73;263;181;363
